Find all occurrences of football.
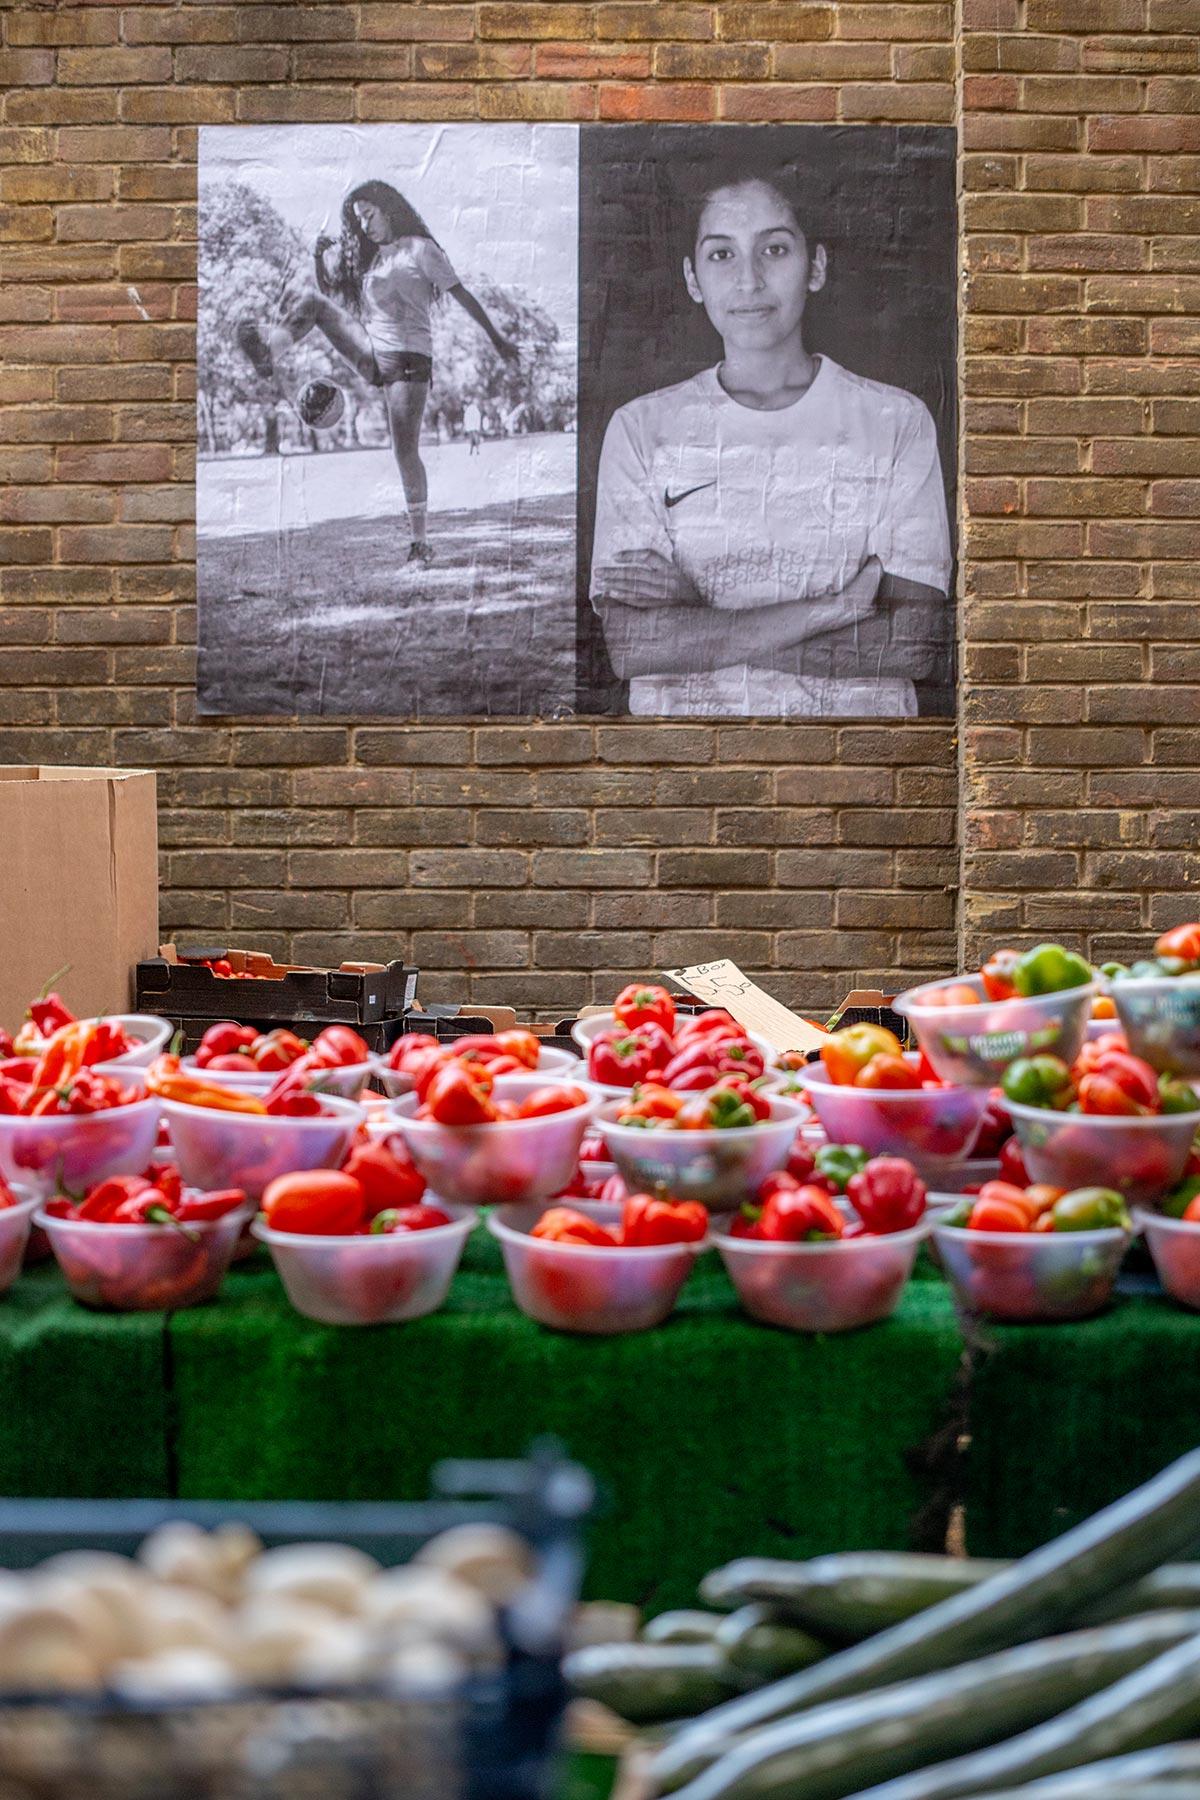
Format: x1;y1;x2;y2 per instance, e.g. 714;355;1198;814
297;378;345;430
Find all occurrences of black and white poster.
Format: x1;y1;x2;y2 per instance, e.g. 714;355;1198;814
197;123;956;720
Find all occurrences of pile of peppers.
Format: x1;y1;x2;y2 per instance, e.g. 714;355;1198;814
0;1022;140;1117
532;1190;708;1249
729;1152;927;1242
44;1167;246;1229
615;1076;771;1132
1000;1034;1196;1118
415;1063;590;1127
942;1180;1131;1235
193;1021;371;1080
588;990;766;1092
387;1027;542;1085
146;1055;332;1118
0;988;134;1064
259;1139;441;1236
1105;922;1200;983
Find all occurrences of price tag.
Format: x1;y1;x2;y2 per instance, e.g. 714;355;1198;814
662;960;828;1055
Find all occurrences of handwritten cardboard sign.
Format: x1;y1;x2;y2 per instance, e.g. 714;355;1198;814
662;960;828;1055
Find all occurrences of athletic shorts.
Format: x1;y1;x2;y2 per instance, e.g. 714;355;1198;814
371;348;433;387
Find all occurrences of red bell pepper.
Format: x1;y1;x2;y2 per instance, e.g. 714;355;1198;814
387;1033;441;1072
261;1170;366;1236
710;1037;766;1081
613;984;677;1039
531;1206;619;1247
620;1191;707;1247
343;1139;426;1210
251;1029;309;1073
1155;923;1200;968
516;1084;589;1119
673;1009;741;1046
711;1074;771;1120
758;1185;845;1242
588;1023;672;1088
424;1062;497;1126
194;1022;258;1067
1076;1050;1159;1116
368;1203;452;1234
980;948;1021;1003
846;1157;926;1233
309;1025;370;1069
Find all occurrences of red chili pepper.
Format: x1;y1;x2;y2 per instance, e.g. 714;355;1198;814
342;1139;426;1210
0;1059;34;1086
110;1188;181;1226
308;1025;371;1069
425;1062;497;1126
0;1030;13;1060
79;1176;158;1222
613;984;677;1039
530;1206;619;1247
261;1170;366;1236
174;1188;246;1223
620;1190;707;1246
81;1020;132;1066
265;1085;325;1118
27;992;75;1038
758;1185;846;1242
846;1157;927;1233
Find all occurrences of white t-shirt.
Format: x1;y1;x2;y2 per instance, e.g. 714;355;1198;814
590;358;952;717
360;236;459;360
464;401;482;432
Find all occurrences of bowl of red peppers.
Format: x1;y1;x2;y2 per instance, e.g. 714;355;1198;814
573;988;771;1098
998;1033;1200;1207
597;1081;806;1209
711;1155;929;1333
933;1181;1131;1321
388;1072;597;1208
489;1195;707;1335
35;1166;250;1311
149;1057;365;1202
0;1023;161;1200
375;1029;577;1099
799;1030;994;1183
895;944;1098;1090
0;1178;40;1295
251;1144;473;1326
2;986;172;1075
182;1022;377;1101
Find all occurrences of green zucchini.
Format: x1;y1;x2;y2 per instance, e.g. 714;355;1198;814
701;1554;1200;1644
649;1448;1200;1793
715;1607;827;1681
841;1630;1200;1800
662;1612;1200;1800
971;1788;1200;1800
977;1741;1200;1793
564;1642;744;1724
700;1554;1007;1643
645;1611;729;1647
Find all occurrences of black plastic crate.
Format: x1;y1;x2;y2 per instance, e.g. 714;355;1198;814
0;1446;593;1800
137;950;419;1051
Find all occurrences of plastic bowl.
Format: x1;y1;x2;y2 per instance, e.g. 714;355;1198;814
371;1041;578;1101
1113;976;1200;1079
798;1060;991;1183
933;1221;1128;1322
895;976;1097;1088
252;1204;474;1326
89;1014;173;1073
160;1094;364;1202
35;1203;249;1311
598;1096;806;1209
0;1191;41;1294
179;1057;375;1101
1135;1208;1200;1311
0;1092;162;1200
388;1074;597;1208
1006;1099;1200;1207
712;1217;928;1333
489;1201;704;1335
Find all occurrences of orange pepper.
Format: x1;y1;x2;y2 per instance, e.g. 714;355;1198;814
145;1054;267;1114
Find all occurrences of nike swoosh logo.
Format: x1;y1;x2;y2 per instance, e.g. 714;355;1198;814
664;481;715;510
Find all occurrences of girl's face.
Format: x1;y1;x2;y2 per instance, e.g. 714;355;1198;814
685;180;826;353
352;199;392;245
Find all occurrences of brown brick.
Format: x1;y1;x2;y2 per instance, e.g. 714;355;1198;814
535;43;650;78
719;84;838;119
59;47;173;84
477;81;594;118
479;3;595;36
360;6;476;39
177;46;290;82
1026;0;1142;26
235;6;356;39
599;82;717;118
654;42;769;77
596;4;714;38
1090;114;1200;153
717;3;834;37
963;32;1079;73
0;166;114;204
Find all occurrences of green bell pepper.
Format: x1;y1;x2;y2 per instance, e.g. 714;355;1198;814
1051;1187;1131;1232
1101;960;1130;981
1158;1074;1198;1117
708;1089;758;1130
1001;1054;1076;1110
813;1143;869;1193
1012;942;1094;997
1162;1176;1200;1219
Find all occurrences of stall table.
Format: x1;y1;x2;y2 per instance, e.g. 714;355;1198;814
0;1235;1194;1613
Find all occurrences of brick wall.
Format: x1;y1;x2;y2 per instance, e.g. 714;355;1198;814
1;0;1194;1016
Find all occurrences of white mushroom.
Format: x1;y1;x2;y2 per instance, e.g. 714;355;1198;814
138;1584;230;1657
0;1600;105;1691
242;1543;381;1617
34;1551;154;1664
137;1519;261;1605
289;1618;372;1689
231;1595;353;1685
383;1638;468;1695
413;1523;533;1607
362;1565;502;1665
110;1647;237;1701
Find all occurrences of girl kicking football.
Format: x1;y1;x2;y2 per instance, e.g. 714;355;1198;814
238;178;518;570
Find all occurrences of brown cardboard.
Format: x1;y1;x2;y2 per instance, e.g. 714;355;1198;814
663;960;829;1055
0;766;158;1027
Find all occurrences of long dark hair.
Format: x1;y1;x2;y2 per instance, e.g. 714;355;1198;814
678;161;822;268
314;180;436;313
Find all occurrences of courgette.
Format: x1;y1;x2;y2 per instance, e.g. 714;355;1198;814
972;1740;1200;1794
971;1788;1200;1800
701;1554;1200;1644
564;1642;745;1724
649;1449;1200;1793
700;1554;1006;1643
715;1607;827;1681
644;1611;728;1647
663;1613;1200;1800
842;1630;1200;1800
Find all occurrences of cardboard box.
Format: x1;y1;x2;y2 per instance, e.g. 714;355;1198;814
0;767;158;1028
